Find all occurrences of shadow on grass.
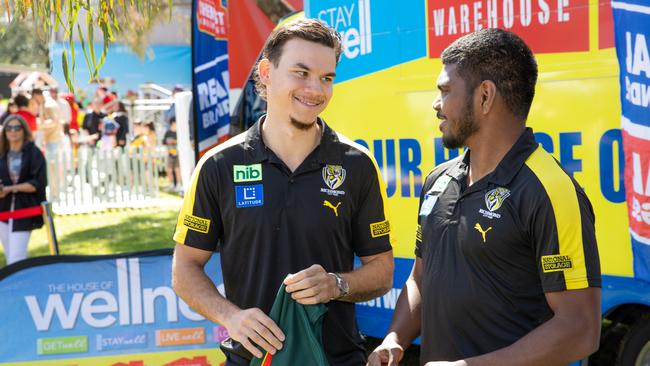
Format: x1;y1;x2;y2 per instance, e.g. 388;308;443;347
30;211;178;258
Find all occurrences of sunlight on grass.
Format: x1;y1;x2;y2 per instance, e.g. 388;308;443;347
0;199;182;267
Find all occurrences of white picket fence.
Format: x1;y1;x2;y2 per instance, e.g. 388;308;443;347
46;146;164;214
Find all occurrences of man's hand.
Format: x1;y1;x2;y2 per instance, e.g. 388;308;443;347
366;336;404;366
284;264;338;304
222;308;285;359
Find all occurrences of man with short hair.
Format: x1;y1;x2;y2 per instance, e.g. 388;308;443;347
13;94;37;133
172;18;394;366
368;28;601;366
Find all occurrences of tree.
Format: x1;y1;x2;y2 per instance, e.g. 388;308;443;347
0;0;172;91
0;20;49;67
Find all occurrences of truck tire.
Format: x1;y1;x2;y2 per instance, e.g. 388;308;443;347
617;319;650;366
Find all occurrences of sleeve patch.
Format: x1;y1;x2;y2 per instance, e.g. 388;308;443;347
370;220;391;238
183;214;211;234
541;255;573;273
416;224;423;242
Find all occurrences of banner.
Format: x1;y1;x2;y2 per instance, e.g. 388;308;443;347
0;250;227;366
192;0;231;157
612;0;650;281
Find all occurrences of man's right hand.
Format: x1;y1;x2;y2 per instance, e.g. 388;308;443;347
223;308;285;359
366;336;404;366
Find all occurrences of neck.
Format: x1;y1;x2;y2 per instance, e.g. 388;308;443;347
466;121;525;186
261;113;322;172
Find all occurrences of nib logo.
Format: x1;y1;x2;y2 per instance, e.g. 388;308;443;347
317;0;372;60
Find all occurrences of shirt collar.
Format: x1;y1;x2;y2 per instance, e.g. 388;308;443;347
243;116;343;165
442;127;538;186
446;151;469;181
487;127;539;186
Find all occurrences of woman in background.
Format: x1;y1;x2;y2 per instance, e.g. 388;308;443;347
0;115;46;265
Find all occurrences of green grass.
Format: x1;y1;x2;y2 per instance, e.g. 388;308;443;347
0;196;182;267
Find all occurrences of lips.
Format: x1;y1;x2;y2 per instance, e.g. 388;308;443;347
294;95;323;107
439;120;447;131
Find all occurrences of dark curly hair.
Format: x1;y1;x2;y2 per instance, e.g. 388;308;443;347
441;28;538;120
254;18;342;100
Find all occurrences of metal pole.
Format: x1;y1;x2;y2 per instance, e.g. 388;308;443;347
41;201;59;255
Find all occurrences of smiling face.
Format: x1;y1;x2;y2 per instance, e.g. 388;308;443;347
260;38;337;130
433;63;479;149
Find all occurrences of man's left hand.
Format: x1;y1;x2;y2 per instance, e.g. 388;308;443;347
284;264;339;305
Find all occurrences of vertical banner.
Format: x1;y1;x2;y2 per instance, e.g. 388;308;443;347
612;1;650;281
192;0;231;157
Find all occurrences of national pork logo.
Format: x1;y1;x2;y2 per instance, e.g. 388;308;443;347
197;0;228;39
323;165;346;190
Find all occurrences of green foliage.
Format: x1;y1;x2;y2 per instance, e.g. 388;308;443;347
1;0;173;91
0;20;49;67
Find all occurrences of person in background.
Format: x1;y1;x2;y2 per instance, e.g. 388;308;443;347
0;115;46;266
30;88;44;115
98;115;119;152
40;100;64;157
49;88;72;134
145;121;157;155
81;99;106;147
0;101;18;124
112;102;129;148
163;117;180;191
40;101;64;198
13;94;37;133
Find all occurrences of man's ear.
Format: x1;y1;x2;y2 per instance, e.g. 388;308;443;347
258;58;271;85
479;80;497;115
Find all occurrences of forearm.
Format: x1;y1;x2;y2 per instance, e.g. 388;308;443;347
6;183;36;193
339;251;393;302
464;315;597;366
385;277;422;349
172;259;239;324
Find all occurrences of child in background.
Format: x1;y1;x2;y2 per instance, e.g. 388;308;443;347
163;118;180;191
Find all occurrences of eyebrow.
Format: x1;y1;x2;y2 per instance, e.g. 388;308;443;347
293;62;337;78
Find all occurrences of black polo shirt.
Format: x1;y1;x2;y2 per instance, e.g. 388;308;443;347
174;118;393;366
415;128;601;362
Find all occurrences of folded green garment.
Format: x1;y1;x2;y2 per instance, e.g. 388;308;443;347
250;284;329;366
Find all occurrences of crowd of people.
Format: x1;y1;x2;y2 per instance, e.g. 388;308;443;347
0;84;182;265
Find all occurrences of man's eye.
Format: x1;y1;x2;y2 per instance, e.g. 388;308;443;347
295;71;307;77
322;77;333;83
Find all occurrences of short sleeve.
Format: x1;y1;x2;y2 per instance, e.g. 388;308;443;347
351;155;393;257
414;179;427;258
530;181;601;292
173;157;222;251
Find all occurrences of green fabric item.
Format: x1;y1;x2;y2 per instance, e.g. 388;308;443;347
250;284;329;366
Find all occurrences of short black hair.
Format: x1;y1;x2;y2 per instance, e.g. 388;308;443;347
441;28;538;120
13;94;29;108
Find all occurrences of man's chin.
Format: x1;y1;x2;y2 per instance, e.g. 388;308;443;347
441;134;464;149
290;116;317;131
